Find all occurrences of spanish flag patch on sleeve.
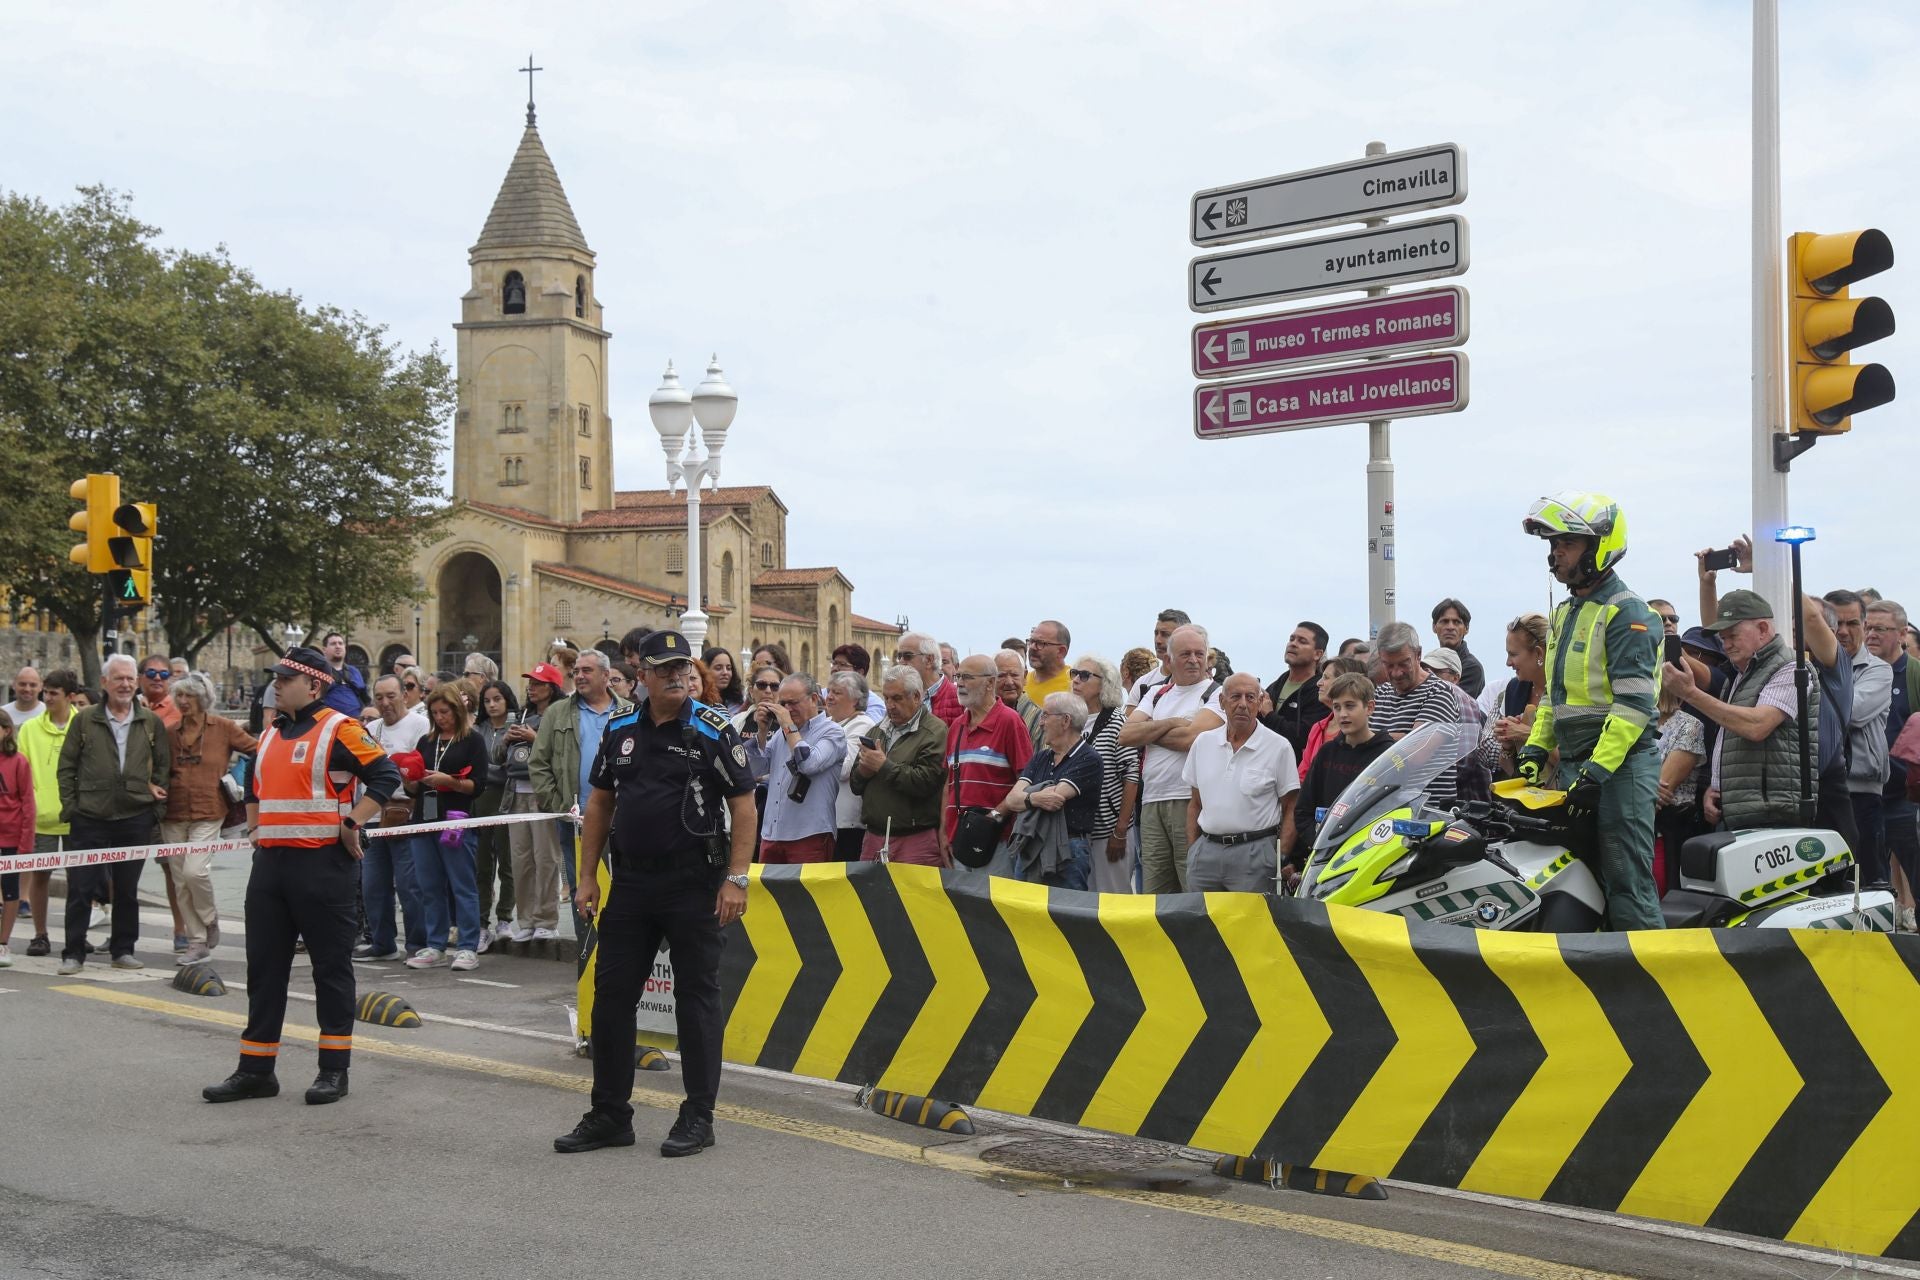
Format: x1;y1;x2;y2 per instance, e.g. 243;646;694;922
1628;622;1648;632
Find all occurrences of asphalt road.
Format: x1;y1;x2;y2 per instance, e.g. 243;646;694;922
2;896;1913;1280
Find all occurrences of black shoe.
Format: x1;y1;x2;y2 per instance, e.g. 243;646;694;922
203;1071;279;1103
26;936;49;957
660;1108;715;1158
554;1110;636;1154
305;1069;349;1105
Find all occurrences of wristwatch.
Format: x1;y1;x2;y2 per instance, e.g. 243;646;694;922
341;816;361;832
725;873;750;889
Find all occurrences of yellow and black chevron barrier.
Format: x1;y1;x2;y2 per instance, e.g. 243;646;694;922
357;991;421;1028
575;861;1920;1261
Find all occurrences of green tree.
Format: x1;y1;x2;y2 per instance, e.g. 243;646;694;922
0;187;452;686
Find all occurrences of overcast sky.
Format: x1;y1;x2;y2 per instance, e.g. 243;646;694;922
12;2;1920;679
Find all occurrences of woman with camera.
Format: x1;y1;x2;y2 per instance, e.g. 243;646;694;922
824;671;876;861
404;686;488;971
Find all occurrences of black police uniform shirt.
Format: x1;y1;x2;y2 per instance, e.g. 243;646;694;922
588;697;754;875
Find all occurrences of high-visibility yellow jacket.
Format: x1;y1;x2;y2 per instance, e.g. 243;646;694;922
1524;571;1661;775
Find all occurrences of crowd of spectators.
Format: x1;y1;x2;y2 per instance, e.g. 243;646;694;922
4;535;1919;974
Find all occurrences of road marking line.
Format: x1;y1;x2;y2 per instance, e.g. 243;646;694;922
455;977;519;989
57;984;1634;1280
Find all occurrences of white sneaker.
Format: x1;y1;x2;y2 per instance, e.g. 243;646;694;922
0;944;11;968
1899;906;1918;933
89;906;108;929
404;948;446;969
476;925;494;954
508;922;534;943
531;926;559;941
450;949;479;971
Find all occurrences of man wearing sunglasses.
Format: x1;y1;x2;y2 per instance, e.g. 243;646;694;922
137;655;181;728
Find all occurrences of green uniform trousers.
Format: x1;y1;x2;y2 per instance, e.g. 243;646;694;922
1559;749;1664;931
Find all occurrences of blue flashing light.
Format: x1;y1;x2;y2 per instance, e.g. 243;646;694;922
1775;525;1817;545
1390;819;1430;837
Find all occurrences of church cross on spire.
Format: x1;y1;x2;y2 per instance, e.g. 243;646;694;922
520;54;543;126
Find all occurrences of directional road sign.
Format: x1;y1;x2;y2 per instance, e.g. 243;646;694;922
1190;215;1468;313
1191;143;1465;247
1192;286;1468;379
1193;352;1468;440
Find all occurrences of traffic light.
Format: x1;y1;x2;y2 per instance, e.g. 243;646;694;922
68;473;120;572
1789;229;1895;435
106;500;155;606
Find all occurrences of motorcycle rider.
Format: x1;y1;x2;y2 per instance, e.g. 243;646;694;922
1516;491;1665;930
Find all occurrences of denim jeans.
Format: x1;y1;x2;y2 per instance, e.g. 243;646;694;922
410;830;480;954
362;827;424;954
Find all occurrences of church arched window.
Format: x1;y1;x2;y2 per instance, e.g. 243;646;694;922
666;542;685;575
579;456;592;489
760;541;773;568
720;552;734;602
575;276;586;318
503;271;526;315
554;599;573;629
578;404;590;437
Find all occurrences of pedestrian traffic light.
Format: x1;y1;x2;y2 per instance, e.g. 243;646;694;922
68;473;120;573
105;500;155;606
1789;229;1895;436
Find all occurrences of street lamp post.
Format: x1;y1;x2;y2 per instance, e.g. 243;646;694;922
649;356;738;651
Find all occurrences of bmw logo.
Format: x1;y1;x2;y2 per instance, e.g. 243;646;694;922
1476;902;1504;924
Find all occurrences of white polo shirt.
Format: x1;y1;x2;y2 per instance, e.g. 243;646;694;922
1181;721;1299;836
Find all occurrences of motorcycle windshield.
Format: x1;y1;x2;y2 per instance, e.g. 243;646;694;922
1312;722;1463;853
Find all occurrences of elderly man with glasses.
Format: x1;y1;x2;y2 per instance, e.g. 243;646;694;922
895;631;963;727
756;674;848;865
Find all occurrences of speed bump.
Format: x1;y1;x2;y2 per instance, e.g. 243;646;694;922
356;991;421;1028
172;962;227;997
636;1046;671;1072
867;1088;975;1135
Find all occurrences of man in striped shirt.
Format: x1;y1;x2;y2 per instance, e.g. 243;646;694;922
941;654;1033;872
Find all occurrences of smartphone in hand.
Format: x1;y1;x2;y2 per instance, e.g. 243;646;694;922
1664;635;1684;667
1703;546;1739;572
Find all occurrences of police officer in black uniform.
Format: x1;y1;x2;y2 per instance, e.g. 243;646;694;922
555;630;757;1157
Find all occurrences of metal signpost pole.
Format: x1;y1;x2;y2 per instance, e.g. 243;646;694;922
1362;141;1395;638
1751;0;1791;614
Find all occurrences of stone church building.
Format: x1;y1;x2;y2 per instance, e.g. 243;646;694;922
362;110;901;681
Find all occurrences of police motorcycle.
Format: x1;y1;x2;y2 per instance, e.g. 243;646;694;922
1295;722;1895;932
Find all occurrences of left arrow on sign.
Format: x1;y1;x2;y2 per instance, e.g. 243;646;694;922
1204;393;1225;426
1201;202;1221;232
1203;335;1222;362
1200;267;1221;298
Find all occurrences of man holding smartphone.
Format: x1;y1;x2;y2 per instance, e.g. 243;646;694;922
1518;492;1665;931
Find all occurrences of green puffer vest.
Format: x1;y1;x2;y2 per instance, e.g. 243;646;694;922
1720;634;1818;830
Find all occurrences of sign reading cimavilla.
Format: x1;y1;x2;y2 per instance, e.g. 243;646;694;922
1188;144;1471;441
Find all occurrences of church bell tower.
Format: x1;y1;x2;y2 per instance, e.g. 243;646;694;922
452;92;612;522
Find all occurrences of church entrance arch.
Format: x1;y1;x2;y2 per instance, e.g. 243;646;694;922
436;551;503;674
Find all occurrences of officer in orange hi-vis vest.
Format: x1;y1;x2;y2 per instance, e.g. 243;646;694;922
203;645;400;1107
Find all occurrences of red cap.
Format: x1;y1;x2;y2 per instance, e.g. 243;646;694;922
523;661;565;687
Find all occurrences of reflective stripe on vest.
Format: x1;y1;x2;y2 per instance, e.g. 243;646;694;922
255;710;349;846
